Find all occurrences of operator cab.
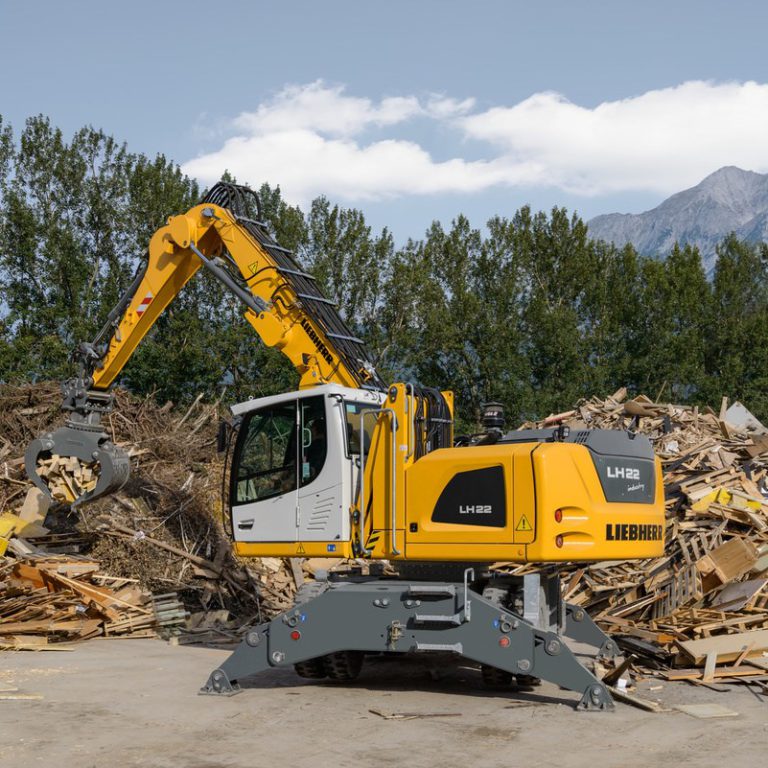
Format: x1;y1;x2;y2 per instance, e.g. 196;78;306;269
229;384;385;548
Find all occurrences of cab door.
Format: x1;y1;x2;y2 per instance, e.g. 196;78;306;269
297;395;347;542
230;398;299;542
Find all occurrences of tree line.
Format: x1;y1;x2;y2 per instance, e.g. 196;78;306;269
1;115;767;428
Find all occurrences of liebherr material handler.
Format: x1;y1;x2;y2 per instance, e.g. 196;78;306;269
25;183;665;710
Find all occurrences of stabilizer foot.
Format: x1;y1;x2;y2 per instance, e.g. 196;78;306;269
200;668;241;696
576;683;614;711
597;638;619;659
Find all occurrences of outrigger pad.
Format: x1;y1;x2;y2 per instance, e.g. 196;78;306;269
200;668;241;697
577;683;614;711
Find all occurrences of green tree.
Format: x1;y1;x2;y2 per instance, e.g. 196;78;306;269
513;207;598;416
0;115;201;395
704;236;768;418
580;241;642;397
629;244;710;401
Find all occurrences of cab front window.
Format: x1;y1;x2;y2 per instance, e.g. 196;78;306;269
300;396;327;486
233;401;297;504
232;395;329;504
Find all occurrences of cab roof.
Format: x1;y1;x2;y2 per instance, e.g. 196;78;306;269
231;384;385;416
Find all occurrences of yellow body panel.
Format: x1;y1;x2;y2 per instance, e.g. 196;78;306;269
350;385;664;564
361;384;407;558
524;443;665;562
406;447;516;545
359;384;456;560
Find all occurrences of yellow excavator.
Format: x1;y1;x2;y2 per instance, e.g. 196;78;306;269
25;183;665;709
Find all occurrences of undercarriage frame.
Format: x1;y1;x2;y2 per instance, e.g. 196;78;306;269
201;570;617;711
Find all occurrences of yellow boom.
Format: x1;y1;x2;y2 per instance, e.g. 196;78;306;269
92;197;380;392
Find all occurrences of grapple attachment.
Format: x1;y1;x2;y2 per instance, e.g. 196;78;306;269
25;375;131;507
25;423;130;506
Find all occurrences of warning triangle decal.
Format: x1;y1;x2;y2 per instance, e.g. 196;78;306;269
296;542;306;555
516;515;532;532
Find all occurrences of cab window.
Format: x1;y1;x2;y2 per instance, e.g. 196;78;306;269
233;401;297;504
300;396;327;486
233;396;329;504
343;402;378;457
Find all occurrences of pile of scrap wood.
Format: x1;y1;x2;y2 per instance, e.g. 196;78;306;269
513;388;768;684
0;544;188;649
0;382;301;646
35;456;99;503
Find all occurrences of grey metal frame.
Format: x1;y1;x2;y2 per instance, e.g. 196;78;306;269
201;576;616;711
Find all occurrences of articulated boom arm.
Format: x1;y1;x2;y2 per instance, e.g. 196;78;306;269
26;183;383;504
90;184;382;393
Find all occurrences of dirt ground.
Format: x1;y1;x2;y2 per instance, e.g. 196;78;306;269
1;639;767;768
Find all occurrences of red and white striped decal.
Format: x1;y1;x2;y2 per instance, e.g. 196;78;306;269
135;292;154;317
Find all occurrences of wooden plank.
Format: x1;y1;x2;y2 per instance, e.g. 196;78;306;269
702;651;718;682
0;618;101;635
0;641;75;651
608;687;667;712
1;634;48;646
18;488;51;523
289;558;304;590
733;643;754;667
676;629;768;665
39;572;121;619
665;665;767;680
11;563;47;589
0;693;44;701
675;703;739;719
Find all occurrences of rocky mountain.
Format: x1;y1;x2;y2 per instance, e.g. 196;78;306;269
587;166;768;273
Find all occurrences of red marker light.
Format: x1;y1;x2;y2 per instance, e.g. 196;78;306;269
499;636;511;648
554;508;563;523
555;534;564;549
290;630;301;641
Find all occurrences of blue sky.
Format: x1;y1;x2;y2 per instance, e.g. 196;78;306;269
3;0;768;241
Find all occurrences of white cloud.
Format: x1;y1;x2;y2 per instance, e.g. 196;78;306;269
231;80;422;138
185;129;508;202
182;80;768;205
184;81;497;203
425;95;476;119
459;80;768;194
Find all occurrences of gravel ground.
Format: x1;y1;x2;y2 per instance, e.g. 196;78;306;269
1;638;767;768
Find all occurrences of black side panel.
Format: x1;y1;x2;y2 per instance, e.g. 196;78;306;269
591;456;656;504
431;465;506;527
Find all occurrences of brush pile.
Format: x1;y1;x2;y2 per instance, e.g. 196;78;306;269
1;382;299;648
